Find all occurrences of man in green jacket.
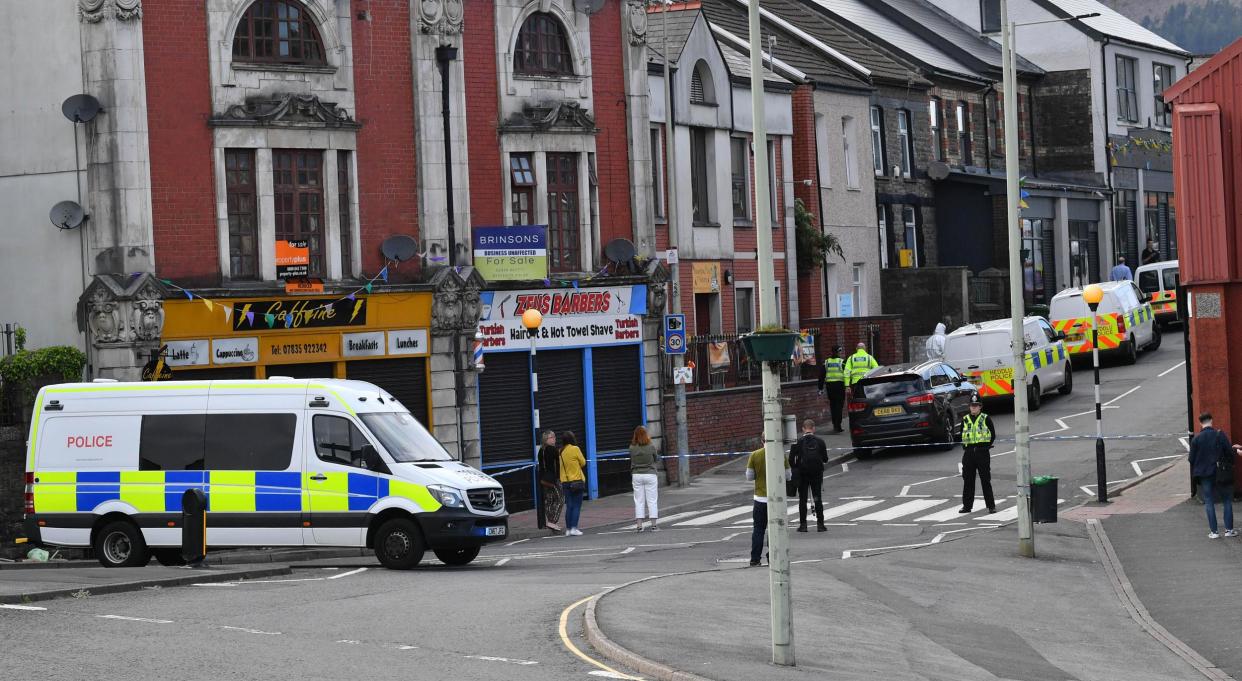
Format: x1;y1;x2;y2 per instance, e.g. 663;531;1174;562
844;342;879;394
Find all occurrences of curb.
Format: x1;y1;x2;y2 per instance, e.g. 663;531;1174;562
1086;518;1235;681
0;547;371;571
0;564;292;605
583;570;725;681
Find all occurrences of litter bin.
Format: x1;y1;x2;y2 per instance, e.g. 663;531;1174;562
1031;476;1058;523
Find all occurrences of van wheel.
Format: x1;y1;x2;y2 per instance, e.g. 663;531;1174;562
1122;337;1138;365
433;546;481;566
152;549;187;567
1058;365;1073;395
374;518;425;570
1027;379;1042;411
94;521;151;568
1147;325;1162;351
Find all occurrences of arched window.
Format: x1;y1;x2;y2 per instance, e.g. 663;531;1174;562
690;61;715;105
514;12;573;77
233;0;326;66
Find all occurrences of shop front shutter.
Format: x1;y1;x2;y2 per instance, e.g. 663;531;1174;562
478;352;534;510
1124;194;1140;267
267;362;335;380
536;349;586;454
345;358;430;427
590;345;644;498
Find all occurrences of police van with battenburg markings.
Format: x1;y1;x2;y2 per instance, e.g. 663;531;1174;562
942;317;1073;410
21;378;507;569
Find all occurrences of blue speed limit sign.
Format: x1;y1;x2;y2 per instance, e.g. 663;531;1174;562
664;314;686;355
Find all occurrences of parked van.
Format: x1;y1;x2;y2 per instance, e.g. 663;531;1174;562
942;317;1072;410
1135;259;1180;326
22;378;507;570
1049;281;1160;365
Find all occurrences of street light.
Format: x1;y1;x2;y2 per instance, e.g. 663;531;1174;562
523;308;546;528
1083;284;1108;503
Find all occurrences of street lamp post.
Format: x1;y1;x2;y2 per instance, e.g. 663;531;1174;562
524;308;546;528
1083;284;1108;503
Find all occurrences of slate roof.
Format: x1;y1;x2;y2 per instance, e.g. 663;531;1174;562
868;0;1043;76
712;32;793;86
644;5;699;64
1031;0;1189;55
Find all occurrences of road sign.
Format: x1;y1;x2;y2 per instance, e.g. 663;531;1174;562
673;366;693;384
664;314;686;355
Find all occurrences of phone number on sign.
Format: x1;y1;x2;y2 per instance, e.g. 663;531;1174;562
271;342;329;357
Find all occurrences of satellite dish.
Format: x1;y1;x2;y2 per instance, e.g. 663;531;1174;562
61;94;103;123
49;201;87;230
381;234;419;262
603;238;637;265
927;161;951;181
578;0;605;14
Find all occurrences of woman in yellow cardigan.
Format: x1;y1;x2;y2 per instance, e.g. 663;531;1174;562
559;431;587;536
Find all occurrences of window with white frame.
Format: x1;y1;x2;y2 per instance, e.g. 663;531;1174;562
735;285;755;334
730;137;750;223
767;141;778;227
650;128;665;219
1153;63;1174;128
955;101;971;164
842;116;859;188
1116;55;1139;123
897;110;912;178
815;113;831;186
901;206;919;268
510;153;536;225
877;204;889;268
852;264;864;316
870;106;885;176
929;97;944;162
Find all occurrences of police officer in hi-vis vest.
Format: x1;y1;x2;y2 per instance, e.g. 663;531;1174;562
843;342;879;398
959;395;998;514
818;346;846;433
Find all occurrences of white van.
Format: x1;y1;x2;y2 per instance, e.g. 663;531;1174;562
1049;281;1160;364
942;317;1072;410
22;378;507;569
1135;259;1180;327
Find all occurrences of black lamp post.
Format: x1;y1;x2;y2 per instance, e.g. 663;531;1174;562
1084;284;1108;503
523;308;545;528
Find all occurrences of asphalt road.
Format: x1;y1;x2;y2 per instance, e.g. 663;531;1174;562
0;333;1190;681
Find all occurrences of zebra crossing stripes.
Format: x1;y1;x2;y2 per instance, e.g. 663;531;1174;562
667;497;1068;528
852;499;947;522
674;505;755;526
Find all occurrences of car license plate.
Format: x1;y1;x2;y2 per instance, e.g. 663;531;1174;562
485;526;506;537
873;406;904;416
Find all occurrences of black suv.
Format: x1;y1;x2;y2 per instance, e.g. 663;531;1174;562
848;361;979;456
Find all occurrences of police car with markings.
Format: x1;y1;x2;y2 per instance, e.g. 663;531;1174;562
1050;281;1160;365
21;378;507;570
942;317;1072;410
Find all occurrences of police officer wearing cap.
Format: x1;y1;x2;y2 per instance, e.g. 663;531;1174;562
818;346;846;433
960;395;998;514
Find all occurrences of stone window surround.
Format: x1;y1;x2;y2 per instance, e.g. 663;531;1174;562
498;1;592;99
499;133;597;273
212;127;360;283
209;0;353;93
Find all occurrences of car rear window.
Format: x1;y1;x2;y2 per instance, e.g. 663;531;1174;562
1138;270;1159;293
1163;269;1179;290
859;376;923;400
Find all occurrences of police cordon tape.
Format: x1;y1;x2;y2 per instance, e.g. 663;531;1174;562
482;431;1192;477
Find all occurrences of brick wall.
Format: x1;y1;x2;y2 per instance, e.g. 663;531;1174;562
0;436;22;551
873;87;937;268
353;2;421;283
1033;70;1098;182
792;85;823;320
463;2;503;228
661;379;829;484
801;315;905;366
590;1;634;253
144;0;219;286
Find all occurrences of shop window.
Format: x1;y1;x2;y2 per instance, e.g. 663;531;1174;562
139;414;206;471
226;149;259;280
514;12;573;77
232;0;326;66
1145;192;1176;260
510;153;536;225
1069;220;1099;286
273;149;325;277
547;152;580;271
204;414;297;471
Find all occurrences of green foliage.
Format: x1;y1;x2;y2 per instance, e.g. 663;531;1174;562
794;198;844;273
1142;0;1242;54
0;329;86;407
753;324;796;334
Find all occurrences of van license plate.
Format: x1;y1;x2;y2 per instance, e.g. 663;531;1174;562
873;406;905;416
1066;334;1084;343
485;526;507;537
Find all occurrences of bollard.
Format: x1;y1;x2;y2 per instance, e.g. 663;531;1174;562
181;488;207;566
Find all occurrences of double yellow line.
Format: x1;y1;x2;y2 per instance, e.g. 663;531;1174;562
558;594;642;680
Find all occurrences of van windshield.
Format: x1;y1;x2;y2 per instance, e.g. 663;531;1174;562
360;412;453;462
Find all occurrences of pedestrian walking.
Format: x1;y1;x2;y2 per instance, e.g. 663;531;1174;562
844;342;879;398
818;346;846;433
559;431;587;537
789;419;828;532
1189;412;1237;539
925;323;947;361
629;426;660;532
537;430;563;533
1109;256;1133;282
959;395;998;514
746;441;790;566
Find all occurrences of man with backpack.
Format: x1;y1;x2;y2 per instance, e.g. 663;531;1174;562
1189;412;1238;539
789;419;829;533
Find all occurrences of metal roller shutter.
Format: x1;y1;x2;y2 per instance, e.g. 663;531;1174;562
591;345;644;498
268;362;336;380
479;352;534;511
345;358;430;427
536;349;586;454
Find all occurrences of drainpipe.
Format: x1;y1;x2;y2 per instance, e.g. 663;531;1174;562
436;44;468;461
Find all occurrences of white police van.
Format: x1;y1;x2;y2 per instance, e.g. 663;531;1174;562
22;378;507;569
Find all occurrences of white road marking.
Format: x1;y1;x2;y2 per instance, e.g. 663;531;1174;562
853;499;947;522
842;526;992;559
397;645;419;650
899;477;954;497
839;495;875;499
1158;361;1186;377
589;671;636;679
1131;454;1183;477
0;604;47;611
495;558;511;567
192;583;239;587
1181;437;1190;451
882;523;920;527
97;615;172;624
1080;482;1130;496
841;462;850;472
818;499;884;519
463;655;539;666
791;559;824;564
220;625;281;635
633;506;731;529
916;501;1006;523
327;567;367;580
620;547;635;554
336;639;361;645
975;506;1020;522
933;522;967;526
233;577;327;584
504;538;530;547
822;522;857;526
1105;385;1142;406
675;505;754;526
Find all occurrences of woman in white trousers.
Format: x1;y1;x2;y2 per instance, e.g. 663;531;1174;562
628;426;660;531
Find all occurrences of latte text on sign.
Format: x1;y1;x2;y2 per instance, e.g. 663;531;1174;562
234;298;368;330
275;240;310;280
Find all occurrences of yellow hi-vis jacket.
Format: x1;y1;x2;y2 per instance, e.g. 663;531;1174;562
844;349;879;386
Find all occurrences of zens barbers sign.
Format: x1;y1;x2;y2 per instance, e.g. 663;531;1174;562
476;285;647;351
